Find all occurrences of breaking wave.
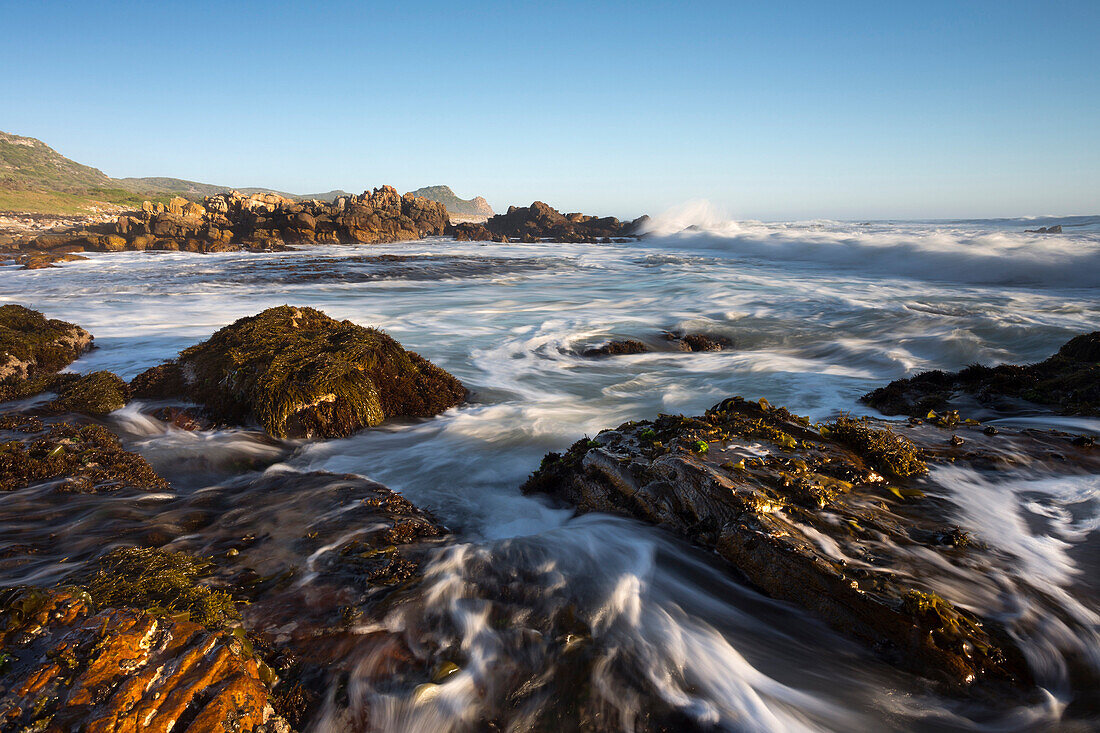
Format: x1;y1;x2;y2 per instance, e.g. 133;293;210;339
639;204;1100;289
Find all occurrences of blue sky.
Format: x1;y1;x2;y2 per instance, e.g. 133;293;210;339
2;1;1097;219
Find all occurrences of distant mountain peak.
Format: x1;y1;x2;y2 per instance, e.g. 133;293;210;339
408;185;493;216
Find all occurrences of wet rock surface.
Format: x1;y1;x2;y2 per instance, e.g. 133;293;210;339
521;396;1099;693
863;331;1100;418
0;305;92;401
448;200;645;243
131;305;466;438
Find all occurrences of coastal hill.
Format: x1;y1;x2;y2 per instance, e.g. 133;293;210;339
408;185;494;217
0;131;480;217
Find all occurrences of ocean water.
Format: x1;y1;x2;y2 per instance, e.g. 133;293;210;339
1;213;1098;731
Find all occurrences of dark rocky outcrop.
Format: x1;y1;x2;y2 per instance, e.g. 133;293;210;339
863;332;1100;417
522;396;1041;690
131;306;465;438
0;305;92;401
1024;225;1062;234
448;201;646;243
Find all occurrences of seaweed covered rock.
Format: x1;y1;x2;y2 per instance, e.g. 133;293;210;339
0;587;285;732
0;421;167;493
73;547;239;629
522;396;1032;690
863;331;1100;417
132;306;465;439
0;305;92;401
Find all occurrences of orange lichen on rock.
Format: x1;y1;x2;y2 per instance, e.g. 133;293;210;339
0;588;286;732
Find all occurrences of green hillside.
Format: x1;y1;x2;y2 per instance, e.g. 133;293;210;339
1;130;486;215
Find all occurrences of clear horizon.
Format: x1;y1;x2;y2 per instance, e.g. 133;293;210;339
3;1;1098;220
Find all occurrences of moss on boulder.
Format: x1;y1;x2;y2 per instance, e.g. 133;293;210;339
131;305;466;438
0;304;92;401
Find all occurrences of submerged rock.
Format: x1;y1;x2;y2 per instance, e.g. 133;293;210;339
131;305;465;438
579;339;650;358
522;396;1034;690
862;331;1100;417
0;305;92;401
576;331;733;358
663;330;734;352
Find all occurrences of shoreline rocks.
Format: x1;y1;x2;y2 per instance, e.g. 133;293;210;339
0;586;288;732
4;186;450;259
863;331;1099;418
131;305;466;438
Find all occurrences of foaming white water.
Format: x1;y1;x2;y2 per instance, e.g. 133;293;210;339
937;465;1100;692
317;517;883;732
639;205;1100;288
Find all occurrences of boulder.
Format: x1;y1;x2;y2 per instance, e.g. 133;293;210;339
46;370;130;415
131;305;465;438
522;396;1037;689
579;339;650;358
663;330;734;352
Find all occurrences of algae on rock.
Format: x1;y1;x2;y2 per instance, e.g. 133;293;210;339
0;304;92;401
74;546;239;629
132;305;466;438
